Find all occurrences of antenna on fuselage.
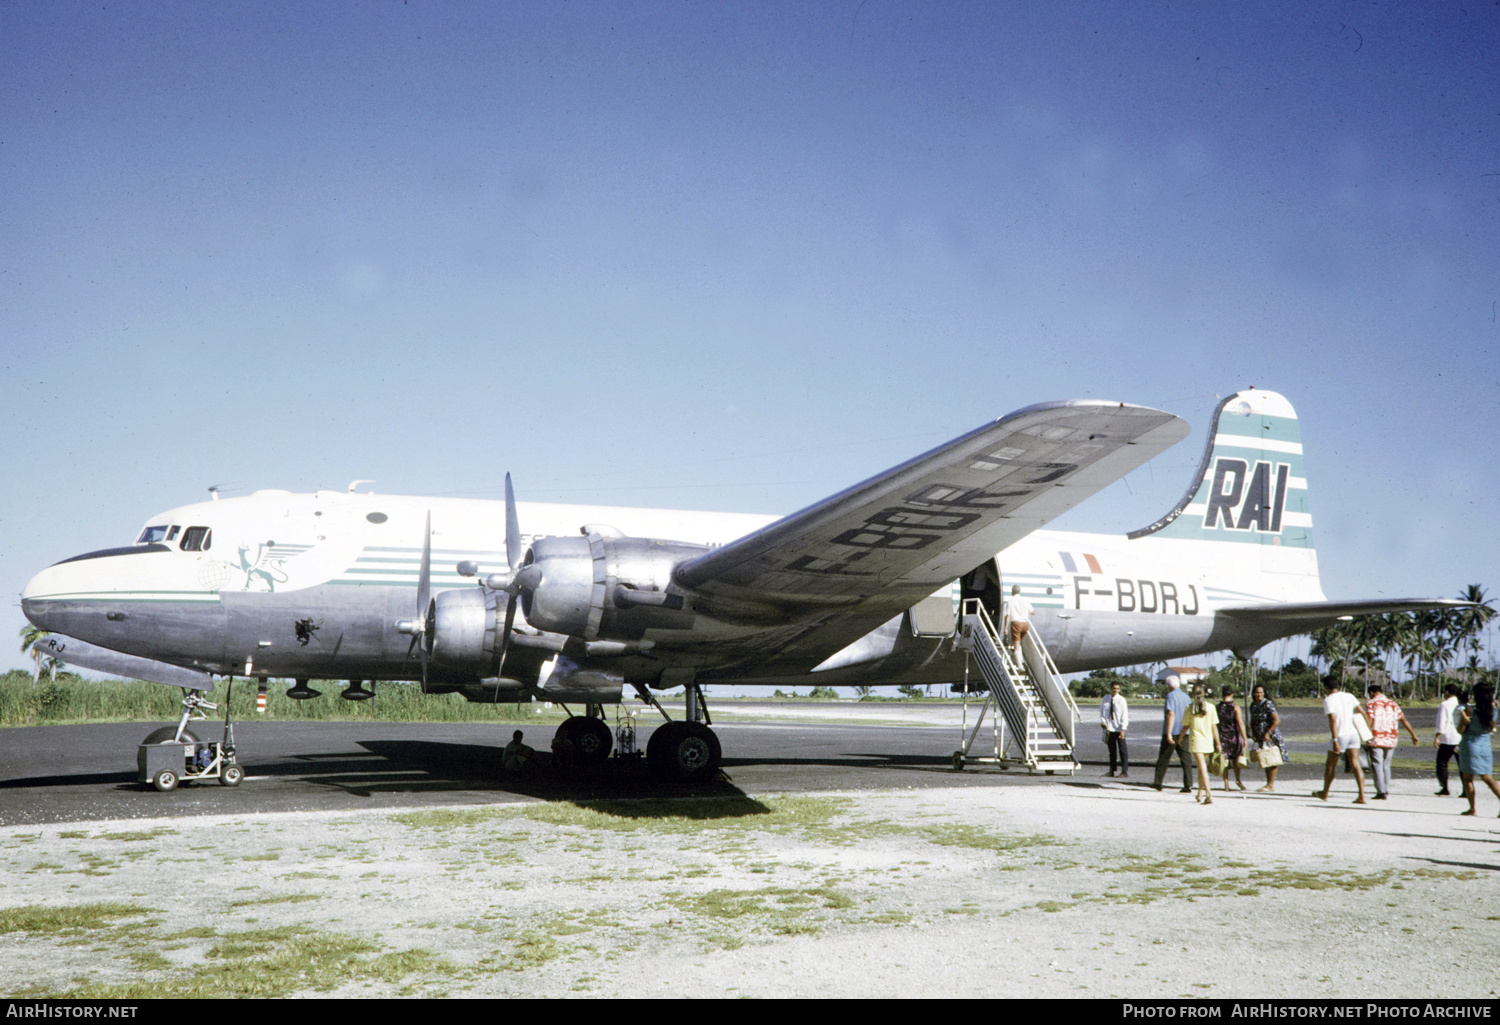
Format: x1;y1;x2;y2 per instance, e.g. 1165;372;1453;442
347;480;376;493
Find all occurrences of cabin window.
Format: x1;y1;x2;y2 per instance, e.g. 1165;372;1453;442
180;526;213;552
137;525;170;544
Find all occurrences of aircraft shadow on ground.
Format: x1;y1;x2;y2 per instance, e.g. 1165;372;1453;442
1401;855;1500;873
333;739;752;802
728;752;952;770
0;771;138;790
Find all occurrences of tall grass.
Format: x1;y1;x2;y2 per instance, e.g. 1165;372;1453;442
0;671;552;726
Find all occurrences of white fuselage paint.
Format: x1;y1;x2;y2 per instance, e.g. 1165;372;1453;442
22;486;1325;683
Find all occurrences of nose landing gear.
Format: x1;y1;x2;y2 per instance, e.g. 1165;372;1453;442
137;682;242;791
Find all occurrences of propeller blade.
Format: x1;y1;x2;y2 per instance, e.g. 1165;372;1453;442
504;473;522;572
492;590;518;701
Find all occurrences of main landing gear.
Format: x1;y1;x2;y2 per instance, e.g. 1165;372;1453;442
640;682;722;783
553;712;615;768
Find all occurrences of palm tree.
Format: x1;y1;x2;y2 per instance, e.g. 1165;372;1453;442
1453;584;1496;683
18;623;57;682
1309;626;1349;678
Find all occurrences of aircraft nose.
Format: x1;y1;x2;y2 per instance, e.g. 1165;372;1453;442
22;562;73;633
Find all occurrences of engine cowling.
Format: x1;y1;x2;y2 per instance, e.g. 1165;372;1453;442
428;587;507;673
521;533;706;640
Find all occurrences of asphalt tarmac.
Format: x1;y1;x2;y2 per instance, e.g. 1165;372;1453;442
0;703;1432;826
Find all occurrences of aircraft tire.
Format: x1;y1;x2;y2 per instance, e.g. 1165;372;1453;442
221;765;244;787
153;769;178;793
141;727;200;746
952;751;965;772
647;721;721;782
560;716;613;767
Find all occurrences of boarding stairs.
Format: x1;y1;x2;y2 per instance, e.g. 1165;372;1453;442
953;598;1080;774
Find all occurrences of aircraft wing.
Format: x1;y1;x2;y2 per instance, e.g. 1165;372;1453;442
35;635;213;690
673;400;1188;673
1217;598;1472;622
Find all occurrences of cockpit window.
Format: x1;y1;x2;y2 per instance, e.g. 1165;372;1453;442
165;525;180;542
180;526;212;552
137;525;170;544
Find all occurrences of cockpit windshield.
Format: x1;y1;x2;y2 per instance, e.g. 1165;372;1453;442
137;525;171;545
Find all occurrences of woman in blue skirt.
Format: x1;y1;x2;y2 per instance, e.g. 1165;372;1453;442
1457;682;1499;817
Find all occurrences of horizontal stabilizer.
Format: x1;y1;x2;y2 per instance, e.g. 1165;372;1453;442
35;635;213;690
1218;598;1471;622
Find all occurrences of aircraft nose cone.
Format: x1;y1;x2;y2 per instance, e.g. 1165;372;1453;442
21;596;52;631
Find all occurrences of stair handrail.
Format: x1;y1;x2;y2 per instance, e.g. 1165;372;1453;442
1019;624;1078;749
960;599;1037;765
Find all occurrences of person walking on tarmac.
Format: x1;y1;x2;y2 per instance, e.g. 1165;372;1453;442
1003;585;1033;657
1315;675;1370;805
1152;673;1194;793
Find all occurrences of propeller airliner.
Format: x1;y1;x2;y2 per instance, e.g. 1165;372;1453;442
22;388;1462;780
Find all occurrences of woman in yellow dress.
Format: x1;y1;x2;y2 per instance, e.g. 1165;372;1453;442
1182;683;1222;805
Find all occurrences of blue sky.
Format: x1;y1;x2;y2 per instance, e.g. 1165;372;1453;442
3;1;1497;672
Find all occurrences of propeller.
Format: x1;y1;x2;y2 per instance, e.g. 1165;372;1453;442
493;476;523;681
396;510;433;687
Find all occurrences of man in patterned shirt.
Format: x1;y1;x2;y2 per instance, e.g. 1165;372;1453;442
1363;683;1419;800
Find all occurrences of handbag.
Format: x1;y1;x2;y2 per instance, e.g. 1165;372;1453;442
1208;751;1226;775
1254;742;1283;768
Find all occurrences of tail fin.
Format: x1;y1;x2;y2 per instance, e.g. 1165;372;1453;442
1128;389;1313;555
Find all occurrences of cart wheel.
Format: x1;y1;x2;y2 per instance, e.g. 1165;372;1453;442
153;769;178;792
952;751;965;772
220;765;243;787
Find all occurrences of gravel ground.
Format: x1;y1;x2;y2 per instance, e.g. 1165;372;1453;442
1;771;1497;999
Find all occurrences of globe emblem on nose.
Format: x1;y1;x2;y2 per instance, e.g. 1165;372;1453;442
198;561;235;592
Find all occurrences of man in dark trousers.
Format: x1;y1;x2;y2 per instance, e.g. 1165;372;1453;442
1100;679;1130;777
1152;673;1193;792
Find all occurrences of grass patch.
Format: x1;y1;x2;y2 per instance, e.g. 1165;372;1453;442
164;926;216;940
59;924;455;998
99;829;178;842
920;823;1064;855
488;931;560;971
0;669;564;727
0;903;154;935
393;795;851;835
226;894;321;909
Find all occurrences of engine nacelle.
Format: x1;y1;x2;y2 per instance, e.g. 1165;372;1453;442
522;533;706;640
428;587;506;673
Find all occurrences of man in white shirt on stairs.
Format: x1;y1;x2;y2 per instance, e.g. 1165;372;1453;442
1003;585;1033;658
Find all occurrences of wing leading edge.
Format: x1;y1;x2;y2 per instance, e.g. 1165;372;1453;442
673;400;1188;670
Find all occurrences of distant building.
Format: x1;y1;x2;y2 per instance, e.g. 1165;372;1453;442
1156;666;1208;688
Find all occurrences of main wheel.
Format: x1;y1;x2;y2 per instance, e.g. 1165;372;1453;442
153;769;178;792
559;716;613;767
952;750;965;772
220;765;244;787
141;727;199;746
647;721;721;782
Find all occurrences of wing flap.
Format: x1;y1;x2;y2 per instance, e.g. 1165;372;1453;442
676;400;1188;622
